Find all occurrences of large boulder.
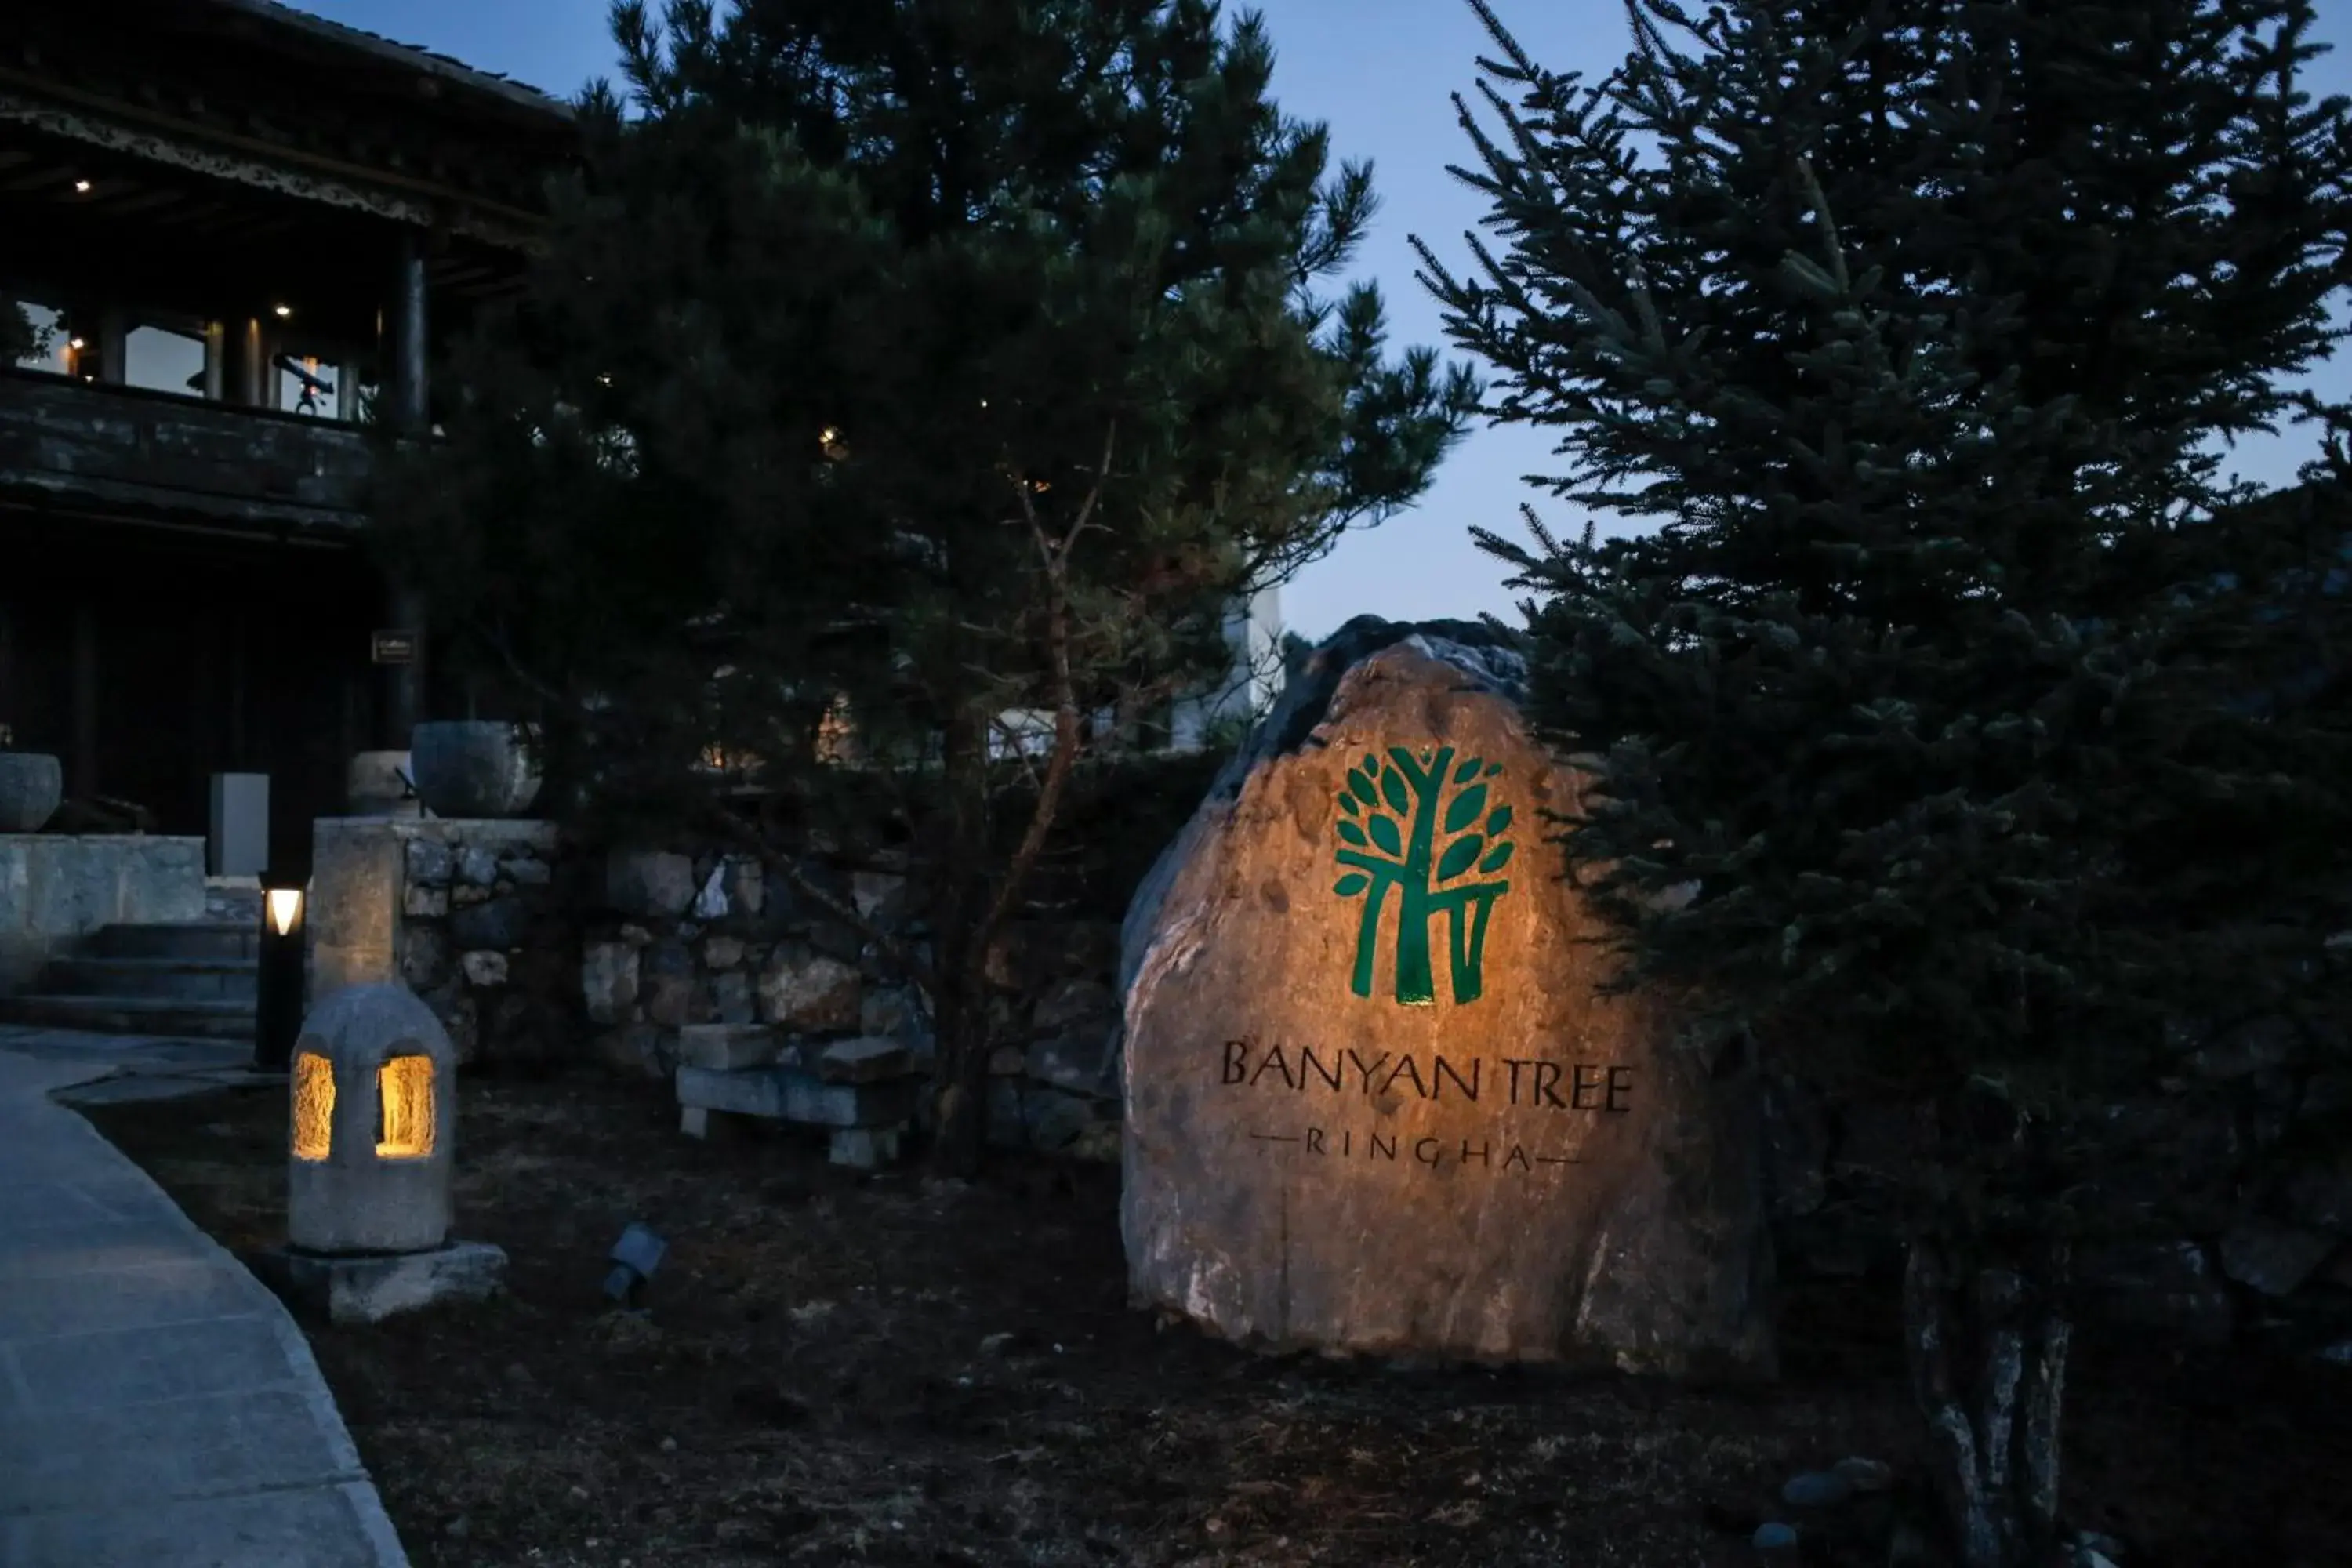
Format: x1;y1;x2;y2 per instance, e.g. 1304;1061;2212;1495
1118;617;1773;1374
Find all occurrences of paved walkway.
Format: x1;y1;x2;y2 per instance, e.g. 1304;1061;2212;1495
0;1025;408;1567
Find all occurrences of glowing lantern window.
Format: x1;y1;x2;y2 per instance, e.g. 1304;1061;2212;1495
292;1051;336;1162
376;1054;437;1160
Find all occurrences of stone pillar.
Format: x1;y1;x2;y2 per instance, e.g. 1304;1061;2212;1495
207;773;270;878
308;819;405;1001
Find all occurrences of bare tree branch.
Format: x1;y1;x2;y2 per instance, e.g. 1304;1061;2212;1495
982;420;1114;942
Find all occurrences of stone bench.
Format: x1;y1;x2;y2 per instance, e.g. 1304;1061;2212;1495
674;1029;920;1167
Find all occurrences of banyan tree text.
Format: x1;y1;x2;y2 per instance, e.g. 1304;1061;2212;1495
1218;1037;1632;1112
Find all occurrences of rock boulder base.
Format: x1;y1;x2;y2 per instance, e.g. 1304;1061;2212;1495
1119;619;1772;1374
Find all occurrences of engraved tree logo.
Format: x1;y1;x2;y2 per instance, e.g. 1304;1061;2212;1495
1330;746;1515;1005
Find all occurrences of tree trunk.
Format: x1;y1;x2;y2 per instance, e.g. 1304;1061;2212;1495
927;964;992;1176
1903;1232;2072;1568
927;710;993;1178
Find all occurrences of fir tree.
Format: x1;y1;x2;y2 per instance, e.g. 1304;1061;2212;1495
374;0;1477;1173
1416;1;2352;1561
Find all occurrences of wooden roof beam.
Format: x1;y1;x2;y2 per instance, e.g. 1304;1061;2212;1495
0;76;549;252
191;0;574;126
93;187;185;216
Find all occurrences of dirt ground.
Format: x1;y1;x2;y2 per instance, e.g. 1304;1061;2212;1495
82;1073;2352;1568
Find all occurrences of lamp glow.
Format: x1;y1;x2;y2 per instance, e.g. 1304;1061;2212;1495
292;1052;335;1160
273;304;292;318
375;1055;436;1159
72;179;91;193
268;887;303;936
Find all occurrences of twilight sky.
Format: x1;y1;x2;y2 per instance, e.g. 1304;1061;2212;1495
315;0;2352;641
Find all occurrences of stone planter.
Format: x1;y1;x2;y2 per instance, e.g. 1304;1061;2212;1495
0;752;63;833
409;723;542;818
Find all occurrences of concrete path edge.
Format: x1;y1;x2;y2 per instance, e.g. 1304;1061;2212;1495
0;1038;409;1567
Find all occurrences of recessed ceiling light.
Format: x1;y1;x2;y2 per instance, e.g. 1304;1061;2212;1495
273;304;292;318
72;179;90;193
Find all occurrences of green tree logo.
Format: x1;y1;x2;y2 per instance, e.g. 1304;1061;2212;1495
1331;746;1515;1005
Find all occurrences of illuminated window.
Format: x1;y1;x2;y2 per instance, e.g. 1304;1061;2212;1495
376;1054;436;1159
292;1051;336;1162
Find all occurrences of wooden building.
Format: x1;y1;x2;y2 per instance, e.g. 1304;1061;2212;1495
0;0;575;875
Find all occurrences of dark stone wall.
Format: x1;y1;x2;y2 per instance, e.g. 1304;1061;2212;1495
1761;1014;2352;1362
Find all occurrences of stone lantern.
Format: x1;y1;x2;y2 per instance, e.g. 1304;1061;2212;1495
255;981;507;1322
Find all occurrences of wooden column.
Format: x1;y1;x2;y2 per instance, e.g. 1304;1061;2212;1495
71;601;97;797
383;234;430;746
245;318;269;408
227;612;249;768
191;604;219;782
96;307;127;384
0;603;14;748
201;321;227;401
392;237;429;430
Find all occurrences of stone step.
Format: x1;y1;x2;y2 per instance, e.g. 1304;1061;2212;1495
0;993;256;1039
85;922;260;961
42;956;260;1003
205;878;266;923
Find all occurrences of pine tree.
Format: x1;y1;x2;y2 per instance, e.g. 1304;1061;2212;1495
1415;1;2352;1561
373;0;1478;1173
1;299;41;364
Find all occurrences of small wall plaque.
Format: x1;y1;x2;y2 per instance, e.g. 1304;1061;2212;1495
371;630;419;666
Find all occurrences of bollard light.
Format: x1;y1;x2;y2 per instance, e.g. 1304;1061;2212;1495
604;1221;666;1308
253;873;308;1072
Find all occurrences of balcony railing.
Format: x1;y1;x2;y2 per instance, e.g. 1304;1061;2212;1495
0;367;374;533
